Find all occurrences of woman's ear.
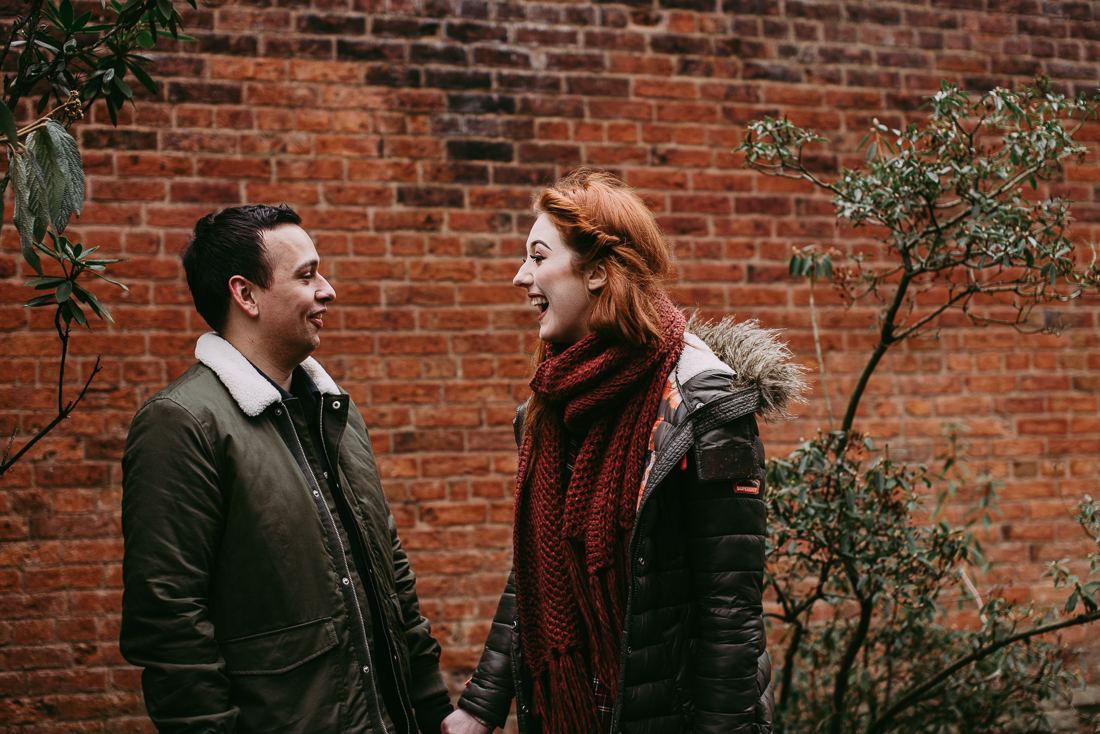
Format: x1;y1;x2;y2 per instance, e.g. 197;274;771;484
228;275;261;318
586;260;608;292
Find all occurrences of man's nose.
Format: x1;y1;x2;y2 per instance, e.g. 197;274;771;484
318;274;336;302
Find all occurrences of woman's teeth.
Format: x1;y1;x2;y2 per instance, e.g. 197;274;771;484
531;297;548;312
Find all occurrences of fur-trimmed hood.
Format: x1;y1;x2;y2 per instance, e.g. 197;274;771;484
194;332;342;417
686;314;809;422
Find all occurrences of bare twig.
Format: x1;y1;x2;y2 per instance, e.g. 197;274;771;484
0;355;101;478
808;271;835;432
841;269;913;433
958;564;988;624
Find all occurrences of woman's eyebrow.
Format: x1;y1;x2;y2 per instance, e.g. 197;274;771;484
528;239;551;252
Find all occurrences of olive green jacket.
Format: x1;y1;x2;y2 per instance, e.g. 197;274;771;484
121;333;447;733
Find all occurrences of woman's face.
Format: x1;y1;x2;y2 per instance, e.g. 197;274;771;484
514;214;606;345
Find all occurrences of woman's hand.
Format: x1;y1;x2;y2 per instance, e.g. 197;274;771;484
441;708;492;734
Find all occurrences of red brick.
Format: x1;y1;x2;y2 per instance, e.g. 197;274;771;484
2;7;1100;727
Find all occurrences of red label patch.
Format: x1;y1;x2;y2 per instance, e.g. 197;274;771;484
735;481;760;495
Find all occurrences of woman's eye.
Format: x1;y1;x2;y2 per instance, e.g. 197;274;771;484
531;255;544;263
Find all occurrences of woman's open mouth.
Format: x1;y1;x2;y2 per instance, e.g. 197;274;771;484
530;296;548;319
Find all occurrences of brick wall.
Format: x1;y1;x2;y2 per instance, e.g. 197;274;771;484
3;0;1100;729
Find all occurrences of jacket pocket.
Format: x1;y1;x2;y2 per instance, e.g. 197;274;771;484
221;618;347;733
222;617;338;674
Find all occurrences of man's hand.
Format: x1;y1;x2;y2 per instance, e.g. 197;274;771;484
441;708;492;734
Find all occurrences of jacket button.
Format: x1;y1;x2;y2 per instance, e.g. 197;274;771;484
333;400;341;409
362;665;369;673
323;471;328;479
626;646;632;654
342;577;350;585
511;620;518;629
274;408;282;416
313;490;320;498
638;557;645;566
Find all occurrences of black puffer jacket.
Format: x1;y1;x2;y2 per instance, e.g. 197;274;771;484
460;325;800;734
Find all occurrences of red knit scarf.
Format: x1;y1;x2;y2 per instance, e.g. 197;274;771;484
513;294;686;734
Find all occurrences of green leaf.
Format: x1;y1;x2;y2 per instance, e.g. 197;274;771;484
65;297;87;326
59;0;74;29
91;271;129;291
789;255;803;278
24;293;56;307
11;151;49;275
73;284;112;321
43;120;83;230
41;0;61;27
113;74;133;99
55;280;72;302
0;101;19;148
26;124;66;227
126;59;159;94
24;277;67;288
25;153;50;242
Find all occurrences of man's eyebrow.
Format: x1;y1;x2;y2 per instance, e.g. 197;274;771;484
295;257;320;271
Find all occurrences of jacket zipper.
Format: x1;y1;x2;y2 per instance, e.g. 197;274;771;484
608;384;755;733
317;401;413;734
280;406;388;734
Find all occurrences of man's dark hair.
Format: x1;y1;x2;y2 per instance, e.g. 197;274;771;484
182;204;302;331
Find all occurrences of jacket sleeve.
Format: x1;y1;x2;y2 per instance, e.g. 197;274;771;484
120;398;237;733
683;411;769;734
389;510;451;717
457;570;517;729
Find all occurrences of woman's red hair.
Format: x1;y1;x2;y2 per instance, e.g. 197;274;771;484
535;168;673;347
523;169;676;451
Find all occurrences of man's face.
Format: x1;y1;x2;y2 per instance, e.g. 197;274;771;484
252;224;336;368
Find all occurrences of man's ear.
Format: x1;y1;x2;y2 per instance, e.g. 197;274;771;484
586;260;608;292
228;275;260;318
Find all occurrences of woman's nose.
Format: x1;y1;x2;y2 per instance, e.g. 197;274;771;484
513;261;532;288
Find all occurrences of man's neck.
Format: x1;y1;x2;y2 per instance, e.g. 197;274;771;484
218;328;300;392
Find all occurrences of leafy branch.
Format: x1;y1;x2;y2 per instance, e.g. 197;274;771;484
745;80;1100;734
0;0;194;480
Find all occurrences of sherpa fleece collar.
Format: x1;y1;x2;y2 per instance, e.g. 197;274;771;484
194;332;342;417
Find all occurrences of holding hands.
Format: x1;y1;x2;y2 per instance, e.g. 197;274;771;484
441;708;492;734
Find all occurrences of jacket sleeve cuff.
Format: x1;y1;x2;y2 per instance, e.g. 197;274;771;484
414;690;453;734
407;661;449;708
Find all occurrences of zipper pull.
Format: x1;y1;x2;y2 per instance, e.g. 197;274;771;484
680;454;688;471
